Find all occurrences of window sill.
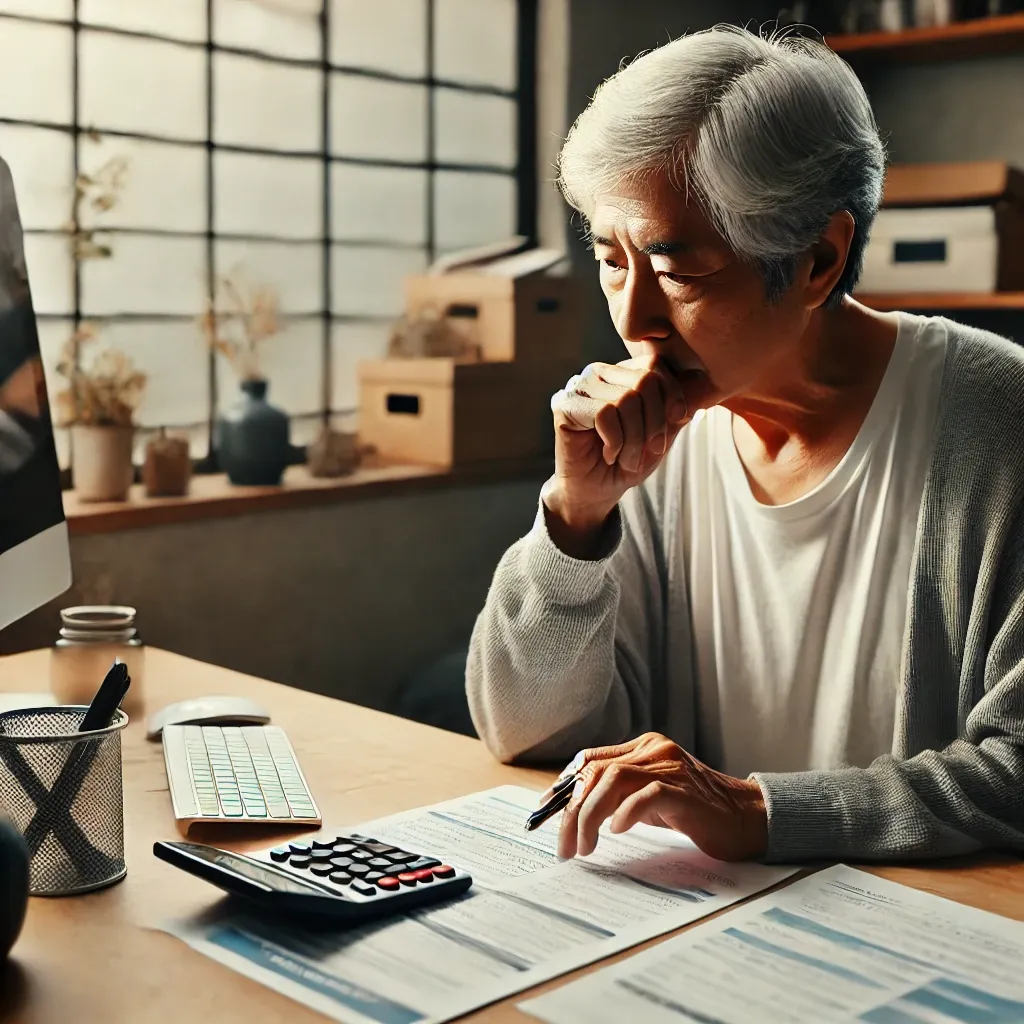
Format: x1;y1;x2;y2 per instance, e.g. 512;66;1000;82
62;457;553;536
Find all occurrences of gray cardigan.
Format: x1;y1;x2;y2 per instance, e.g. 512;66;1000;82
466;318;1024;863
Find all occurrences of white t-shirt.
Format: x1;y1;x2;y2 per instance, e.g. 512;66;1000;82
681;314;947;777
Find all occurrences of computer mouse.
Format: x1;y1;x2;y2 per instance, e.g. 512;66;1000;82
145;696;271;740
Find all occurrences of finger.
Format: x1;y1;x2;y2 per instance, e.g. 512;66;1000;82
578;375;665;464
556;756;617;859
551;388;604;432
576;763;648;857
608;780;677;835
596;360;689;425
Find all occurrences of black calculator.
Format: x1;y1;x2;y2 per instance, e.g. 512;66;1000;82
153;832;473;925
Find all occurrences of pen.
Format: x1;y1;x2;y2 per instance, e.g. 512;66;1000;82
524;772;579;832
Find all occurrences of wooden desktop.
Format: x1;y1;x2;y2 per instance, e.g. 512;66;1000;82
2;647;1022;1024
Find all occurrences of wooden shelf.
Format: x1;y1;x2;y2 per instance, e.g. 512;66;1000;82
829;13;1024;65
857;292;1024;311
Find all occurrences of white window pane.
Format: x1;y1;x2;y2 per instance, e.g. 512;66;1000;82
436;90;515;169
331;245;426;317
435;0;516;90
0;0;70;17
217;318;321;416
79;136;205;233
24;235;73;315
0;125;72;231
215;0;320;60
81;31;206;141
214;53;321;153
81;235;206;315
96;321;209;427
214;152;321;238
331;322;388;412
434;171;515;252
331;165;426;245
215;241;323;315
80;0;206;41
0;21;72;124
330;0;426;76
331;76;426;162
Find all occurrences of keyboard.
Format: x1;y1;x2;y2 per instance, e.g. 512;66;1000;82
162;724;321;834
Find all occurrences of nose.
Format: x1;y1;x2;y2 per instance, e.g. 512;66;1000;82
614;265;672;350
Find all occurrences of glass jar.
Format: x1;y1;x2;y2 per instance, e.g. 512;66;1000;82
49;606;146;717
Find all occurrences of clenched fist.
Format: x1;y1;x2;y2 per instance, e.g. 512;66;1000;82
542;355;713;556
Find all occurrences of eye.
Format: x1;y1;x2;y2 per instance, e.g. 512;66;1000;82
664;272;691;284
602;258;624;271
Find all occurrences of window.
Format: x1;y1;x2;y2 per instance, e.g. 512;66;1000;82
0;0;535;469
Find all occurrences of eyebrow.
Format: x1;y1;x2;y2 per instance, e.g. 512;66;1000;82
590;235;689;257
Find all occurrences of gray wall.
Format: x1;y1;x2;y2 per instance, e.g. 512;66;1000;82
2;478;545;712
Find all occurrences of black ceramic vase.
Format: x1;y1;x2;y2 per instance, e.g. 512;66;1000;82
216;378;291;486
0;818;28;959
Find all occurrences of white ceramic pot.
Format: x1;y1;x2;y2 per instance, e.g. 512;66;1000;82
71;424;134;502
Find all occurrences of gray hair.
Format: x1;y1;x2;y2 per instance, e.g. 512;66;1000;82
557;25;886;307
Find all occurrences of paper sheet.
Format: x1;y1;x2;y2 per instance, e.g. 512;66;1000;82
520;863;1024;1024
159;785;795;1024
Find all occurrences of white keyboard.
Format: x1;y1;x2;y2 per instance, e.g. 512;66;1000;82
162;724;321;834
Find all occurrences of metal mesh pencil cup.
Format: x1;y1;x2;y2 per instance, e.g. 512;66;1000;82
0;706;128;896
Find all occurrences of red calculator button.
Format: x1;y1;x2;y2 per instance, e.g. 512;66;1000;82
397;872;418;886
413;869;435;882
377;876;400;891
434;865;455;879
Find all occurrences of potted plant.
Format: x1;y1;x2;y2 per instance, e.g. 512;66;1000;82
55;324;146;502
200;274;291;486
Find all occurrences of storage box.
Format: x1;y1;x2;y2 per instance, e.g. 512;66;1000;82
403;242;583;365
860;161;1024;293
358;356;577;467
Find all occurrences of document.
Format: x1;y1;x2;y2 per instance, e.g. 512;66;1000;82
521;863;1024;1024
160;785;794;1024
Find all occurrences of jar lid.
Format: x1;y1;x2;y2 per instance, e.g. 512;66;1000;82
58;626;138;644
60;605;136;631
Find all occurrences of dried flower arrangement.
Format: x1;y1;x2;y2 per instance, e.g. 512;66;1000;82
64;141;129;262
199;273;281;381
54;323;147;427
387;306;481;362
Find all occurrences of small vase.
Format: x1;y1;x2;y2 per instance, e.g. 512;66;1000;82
71;424;134;502
216;378;290;486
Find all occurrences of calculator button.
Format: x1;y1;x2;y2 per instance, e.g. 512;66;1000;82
332;842;356;855
350;881;376;896
350;850;373;862
290;855;311;869
310;862;334;876
434;865;455;879
403;857;441;872
330;856;354;870
312;838;336;850
363;843;395;854
329;871;353;885
384;853;410;865
288;842;311;854
348;834;371;842
269;847;290;863
365;871;385;882
310;849;334;861
377;877;400;891
348;864;371;877
397;873;418;886
413;869;435;883
368;858;392;869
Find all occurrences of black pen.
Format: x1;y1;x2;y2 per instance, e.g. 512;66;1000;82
524;773;579;832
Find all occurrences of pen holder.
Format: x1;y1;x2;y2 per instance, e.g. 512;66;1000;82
0;706;128;896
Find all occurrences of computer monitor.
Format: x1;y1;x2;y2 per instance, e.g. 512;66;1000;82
0;156;71;630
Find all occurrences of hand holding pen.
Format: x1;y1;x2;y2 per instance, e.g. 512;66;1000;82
524;751;587;832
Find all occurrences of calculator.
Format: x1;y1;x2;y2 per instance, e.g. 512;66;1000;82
153;832;473;925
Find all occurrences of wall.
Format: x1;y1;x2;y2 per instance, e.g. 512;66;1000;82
2;476;545;712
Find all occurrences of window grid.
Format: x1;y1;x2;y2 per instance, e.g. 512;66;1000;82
0;0;535;471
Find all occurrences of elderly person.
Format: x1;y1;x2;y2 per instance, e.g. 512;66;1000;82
466;26;1024;866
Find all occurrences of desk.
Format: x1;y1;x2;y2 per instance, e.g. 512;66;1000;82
2;648;1024;1023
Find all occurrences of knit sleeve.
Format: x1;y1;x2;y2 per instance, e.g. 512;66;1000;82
465;482;667;765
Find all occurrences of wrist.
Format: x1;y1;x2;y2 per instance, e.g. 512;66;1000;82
735;778;768;860
540;479;617;560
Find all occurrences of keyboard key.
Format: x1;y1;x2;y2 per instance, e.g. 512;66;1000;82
310;862;334;876
403;857;441;872
310;850;334;861
330;856;354;870
397;873;418;887
350;850;373;862
347;834;371;842
331;842;356;855
365;871;385;882
368;858;392;869
329;871;352;885
434;865;455;879
270;847;290;863
290;855;311;869
312;838;336;850
289;842;312;855
363;843;396;855
384;853;410;865
348;864;371;877
377;876;400;891
413;869;435;882
350;881;376;896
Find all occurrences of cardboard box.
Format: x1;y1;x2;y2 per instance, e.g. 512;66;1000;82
403;240;583;365
861;161;1024;293
358;356;577;467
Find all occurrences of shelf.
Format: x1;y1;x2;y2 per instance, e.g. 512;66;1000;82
856;292;1024;311
828;13;1024;65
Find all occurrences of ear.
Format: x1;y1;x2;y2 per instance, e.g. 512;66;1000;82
803;210;856;309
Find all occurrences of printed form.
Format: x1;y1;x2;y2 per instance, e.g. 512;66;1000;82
521;863;1024;1024
160;785;794;1024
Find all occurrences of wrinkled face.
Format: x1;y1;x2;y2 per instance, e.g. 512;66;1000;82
590;169;817;406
